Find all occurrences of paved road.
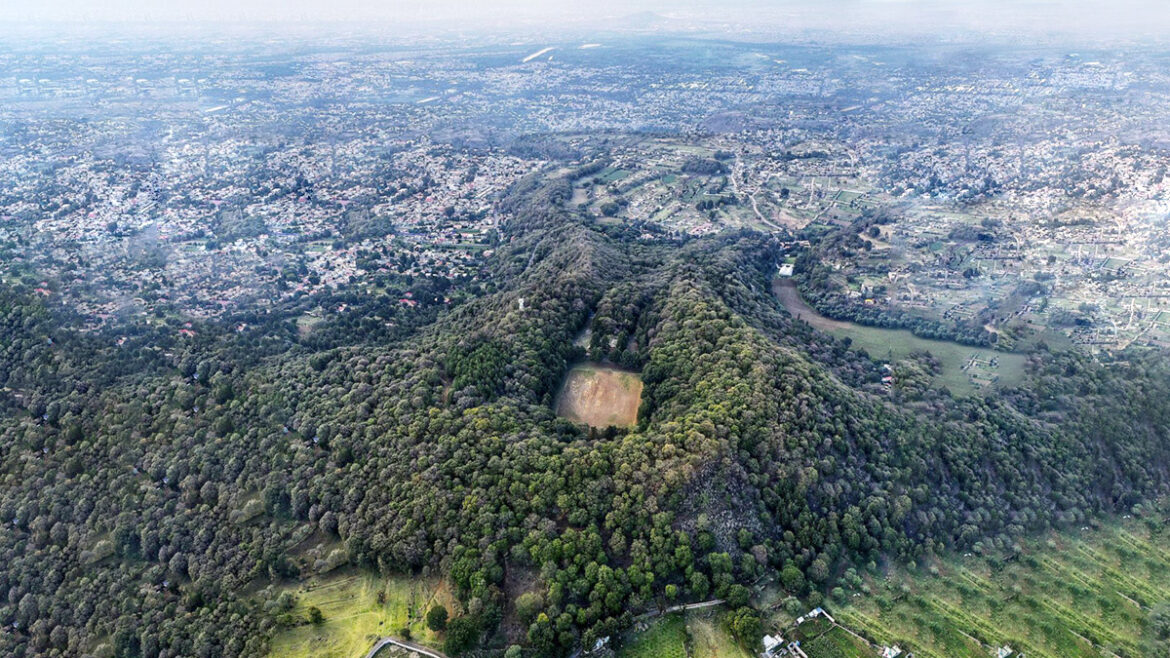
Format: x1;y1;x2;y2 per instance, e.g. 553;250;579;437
364;636;448;658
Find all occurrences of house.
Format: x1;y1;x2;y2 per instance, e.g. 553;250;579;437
795;607;835;626
880;646;903;658
762;634;785;657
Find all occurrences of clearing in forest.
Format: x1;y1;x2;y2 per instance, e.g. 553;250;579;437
266;571;456;658
773;278;1026;395
555;364;643;428
618;610;753;658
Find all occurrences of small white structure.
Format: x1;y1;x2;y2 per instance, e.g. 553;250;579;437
880;646;903;658
762;634;785;657
795;607;835;626
996;647;1014;658
777;263;795;277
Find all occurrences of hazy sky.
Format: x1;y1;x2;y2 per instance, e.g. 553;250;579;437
4;0;1170;43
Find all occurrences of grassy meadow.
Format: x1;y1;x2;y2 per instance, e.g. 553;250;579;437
266;571;456;658
618;610;753;658
773;278;1026;395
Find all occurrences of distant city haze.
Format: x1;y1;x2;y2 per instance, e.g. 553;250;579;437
5;0;1170;43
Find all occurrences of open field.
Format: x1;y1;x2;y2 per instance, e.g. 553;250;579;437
267;571;455;658
774;279;1026;395
688;612;755;658
296;313;325;338
620;615;688;658
619;610;752;658
808;517;1170;658
555;363;643;427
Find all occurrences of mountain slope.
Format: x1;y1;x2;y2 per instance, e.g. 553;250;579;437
1;174;1169;657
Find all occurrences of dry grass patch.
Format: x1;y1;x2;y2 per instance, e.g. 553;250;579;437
555;364;643;428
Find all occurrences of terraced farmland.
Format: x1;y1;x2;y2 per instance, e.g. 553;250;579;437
824;518;1170;658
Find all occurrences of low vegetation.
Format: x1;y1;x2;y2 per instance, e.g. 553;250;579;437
770;511;1170;658
554;364;644;427
618;611;752;658
773;279;1025;395
266;572;454;658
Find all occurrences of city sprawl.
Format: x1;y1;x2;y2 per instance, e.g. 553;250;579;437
5;34;1170;355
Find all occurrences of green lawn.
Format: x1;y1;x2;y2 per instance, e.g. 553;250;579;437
773;279;1026;395
266;571;455;658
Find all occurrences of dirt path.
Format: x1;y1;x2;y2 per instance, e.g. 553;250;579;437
633;598;725;622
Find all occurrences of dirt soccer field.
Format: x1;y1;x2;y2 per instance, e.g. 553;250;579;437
555;364;643;427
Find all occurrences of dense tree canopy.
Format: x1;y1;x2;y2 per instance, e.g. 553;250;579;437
1;172;1169;657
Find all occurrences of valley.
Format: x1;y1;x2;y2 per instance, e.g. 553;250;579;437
772;279;1027;395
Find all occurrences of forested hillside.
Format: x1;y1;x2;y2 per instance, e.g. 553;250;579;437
2;172;1170;657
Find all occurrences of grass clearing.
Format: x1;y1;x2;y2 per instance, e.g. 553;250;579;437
619;611;752;658
555;363;643;428
296;313;324;338
773;279;1025;395
266;570;455;658
620;615;688;658
802;626;877;658
688;611;754;658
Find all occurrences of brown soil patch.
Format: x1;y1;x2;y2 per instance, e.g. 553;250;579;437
555;364;643;428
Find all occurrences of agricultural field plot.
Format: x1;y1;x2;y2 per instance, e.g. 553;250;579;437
619;611;752;658
829;518;1170;658
774;279;1026;395
555;363;643;427
791;618;877;658
266;571;455;658
803;627;878;658
564;135;882;238
568;140;800;235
